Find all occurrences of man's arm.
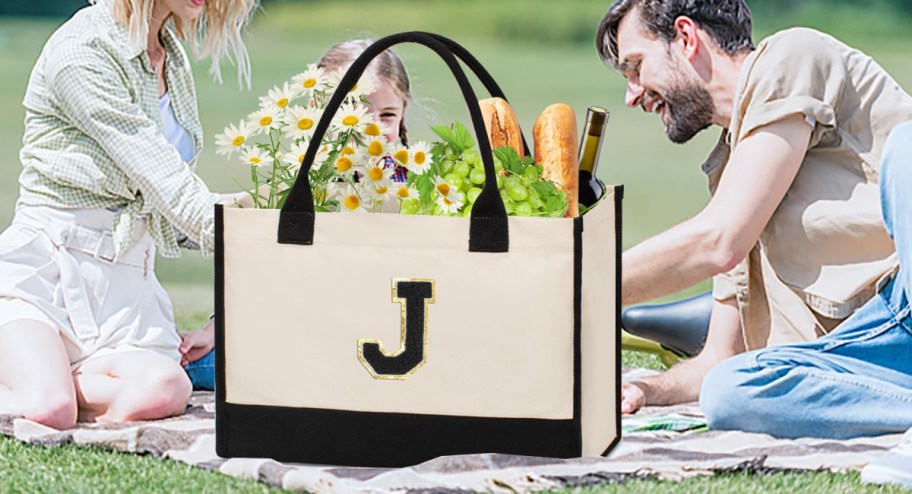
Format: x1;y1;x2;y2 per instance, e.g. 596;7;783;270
622;296;744;413
622;115;812;306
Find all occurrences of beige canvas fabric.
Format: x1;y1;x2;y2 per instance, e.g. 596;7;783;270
221;190;618;454
704;28;912;350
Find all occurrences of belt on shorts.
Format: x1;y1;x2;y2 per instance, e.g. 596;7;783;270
14;209;155;341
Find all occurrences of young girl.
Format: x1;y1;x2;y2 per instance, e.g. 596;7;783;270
181;39;414;390
0;0;258;429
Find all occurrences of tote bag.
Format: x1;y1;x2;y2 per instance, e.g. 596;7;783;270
215;32;622;467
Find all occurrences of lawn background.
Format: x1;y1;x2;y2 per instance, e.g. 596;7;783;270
1;0;911;491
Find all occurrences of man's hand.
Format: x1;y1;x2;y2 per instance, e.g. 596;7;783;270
622;381;647;414
620;297;745;410
179;318;215;367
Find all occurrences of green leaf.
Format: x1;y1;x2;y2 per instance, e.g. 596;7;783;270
431;125;459;149
494;146;524;176
416;174;435;208
452;121;475;151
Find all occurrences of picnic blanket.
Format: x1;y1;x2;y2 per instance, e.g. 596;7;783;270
1;377;902;493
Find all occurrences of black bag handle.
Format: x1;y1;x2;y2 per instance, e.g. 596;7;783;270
278;32;512;253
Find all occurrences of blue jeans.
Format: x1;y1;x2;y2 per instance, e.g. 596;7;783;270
700;121;912;439
184;349;215;391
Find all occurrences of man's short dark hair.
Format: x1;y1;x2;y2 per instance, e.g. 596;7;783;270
596;0;755;68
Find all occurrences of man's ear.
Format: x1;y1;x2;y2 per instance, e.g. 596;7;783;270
673;16;700;61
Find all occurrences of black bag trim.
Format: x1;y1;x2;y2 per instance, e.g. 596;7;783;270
600;185;624;457
217;403;579;468
214;204;228;450
278;32;510;253
572;216;584;452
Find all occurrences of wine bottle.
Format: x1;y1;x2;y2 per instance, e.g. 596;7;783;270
577;107;610;208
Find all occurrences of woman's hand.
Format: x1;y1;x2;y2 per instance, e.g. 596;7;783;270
179;318;215;367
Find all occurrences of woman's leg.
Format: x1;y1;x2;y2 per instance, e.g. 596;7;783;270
0;320;78;429
73;350;192;423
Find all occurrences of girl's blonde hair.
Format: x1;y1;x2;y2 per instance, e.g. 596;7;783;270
95;0;259;88
318;39;412;145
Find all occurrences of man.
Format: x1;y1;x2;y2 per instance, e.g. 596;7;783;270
596;0;911;485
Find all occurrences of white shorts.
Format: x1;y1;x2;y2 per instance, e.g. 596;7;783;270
0;207;181;369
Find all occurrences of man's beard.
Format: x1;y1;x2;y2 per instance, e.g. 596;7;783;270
662;78;715;144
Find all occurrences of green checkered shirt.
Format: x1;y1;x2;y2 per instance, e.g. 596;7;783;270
18;0;220;258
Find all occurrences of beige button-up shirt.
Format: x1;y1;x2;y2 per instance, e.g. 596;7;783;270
17;0;220;259
706;28;912;350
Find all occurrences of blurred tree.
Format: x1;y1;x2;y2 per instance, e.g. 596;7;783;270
0;0;87;17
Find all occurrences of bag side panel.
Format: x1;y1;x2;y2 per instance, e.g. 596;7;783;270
580;186;622;456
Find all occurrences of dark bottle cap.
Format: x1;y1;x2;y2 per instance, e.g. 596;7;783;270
585;107;610;136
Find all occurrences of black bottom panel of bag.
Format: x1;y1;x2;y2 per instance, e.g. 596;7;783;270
217;402;579;467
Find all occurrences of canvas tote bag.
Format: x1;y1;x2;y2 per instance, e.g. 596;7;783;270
215;32;622;467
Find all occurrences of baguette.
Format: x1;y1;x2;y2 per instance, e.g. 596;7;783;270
533;104;579;218
479;97;525;158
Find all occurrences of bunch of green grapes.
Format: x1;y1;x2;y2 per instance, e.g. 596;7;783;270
402;122;568;218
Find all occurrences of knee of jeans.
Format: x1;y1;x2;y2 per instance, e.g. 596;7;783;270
699;354;757;431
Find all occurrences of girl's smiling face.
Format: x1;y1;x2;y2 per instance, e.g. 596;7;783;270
366;79;406;144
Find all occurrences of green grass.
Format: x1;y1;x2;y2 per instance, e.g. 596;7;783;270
1;2;911;492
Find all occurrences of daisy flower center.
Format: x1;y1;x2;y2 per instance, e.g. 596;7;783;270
350;83;358;93
414;151;426;165
298;118;314;130
376;186;389;195
367;141;384;157
443;197;455;206
394;149;410;164
368;167;384;181
342;116;359;126
249;157;261;165
341;146;356;156
232;136;244;146
397;187;410;199
437;183;451;196
364;123;382;137
259;116;273;126
277;98;289;108
344;195;361;210
297;154;306;164
303;78;316;89
336;157;353;172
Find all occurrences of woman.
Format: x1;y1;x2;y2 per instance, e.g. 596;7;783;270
0;0;257;429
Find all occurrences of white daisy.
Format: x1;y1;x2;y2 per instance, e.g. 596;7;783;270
283;105;322;140
363;121;391;139
361;162;394;186
238;146;273;168
327;68;377;101
291;64;328;96
333;152;358;178
407;141;434;175
366;181;394;201
394;184;419;201
391;145;411;167
336;185;367;213
362;135;388;161
214;120;250;156
285;141;332;171
259;83;295;112
332;102;371;134
247;107;281;135
434;178;465;214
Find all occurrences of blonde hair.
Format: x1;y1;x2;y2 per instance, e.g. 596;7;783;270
318;39;412;145
95;0;259;88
